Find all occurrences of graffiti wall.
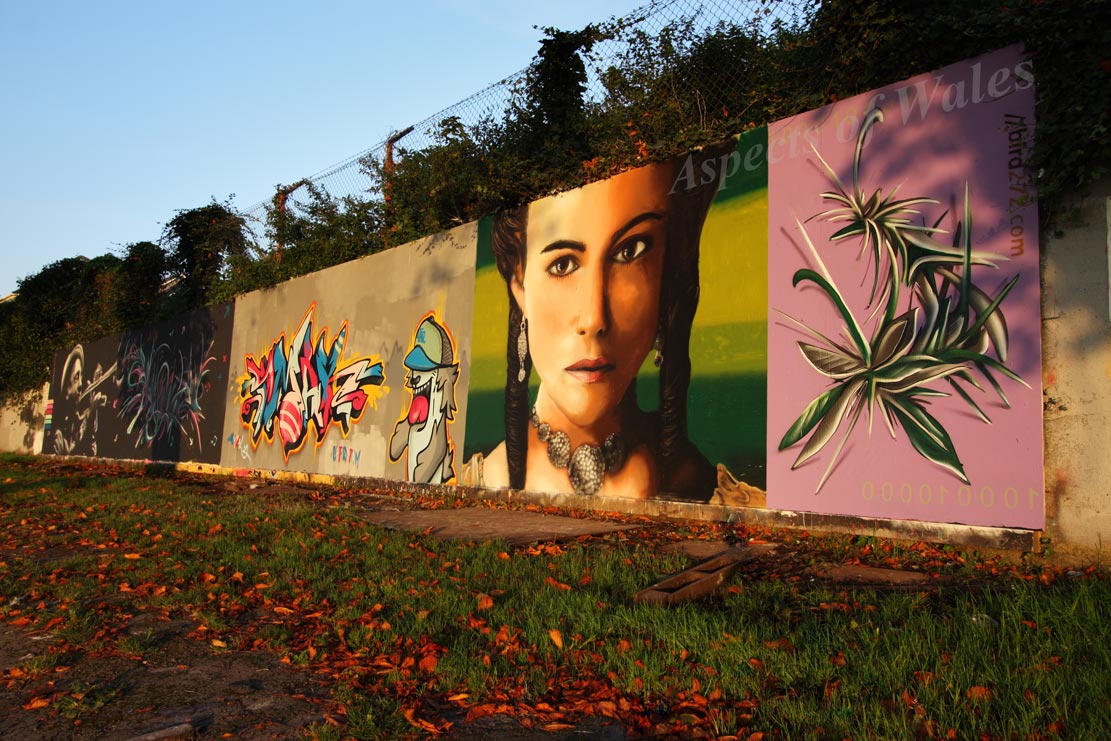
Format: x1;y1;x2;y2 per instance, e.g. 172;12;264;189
38;47;1042;532
44;304;235;463
219;224;476;479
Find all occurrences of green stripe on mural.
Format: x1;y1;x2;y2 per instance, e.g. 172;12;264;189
713;126;768;204
475;215;495;271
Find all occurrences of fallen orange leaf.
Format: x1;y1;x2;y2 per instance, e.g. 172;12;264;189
549;629;564;650
24;696;51;710
476;594;494;610
544;576;571;591
124;553;141;560
967;686;993;702
402;707;440;734
419;654;438;673
211;639;227;648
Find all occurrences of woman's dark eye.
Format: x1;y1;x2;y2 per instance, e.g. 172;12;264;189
546;255;579;277
613;237;651;264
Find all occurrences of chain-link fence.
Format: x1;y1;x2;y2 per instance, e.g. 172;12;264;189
240;0;812;237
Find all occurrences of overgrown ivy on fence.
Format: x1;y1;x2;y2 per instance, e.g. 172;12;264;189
1;0;1107;399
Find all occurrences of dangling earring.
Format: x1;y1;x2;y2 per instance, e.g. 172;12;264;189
653;329;664;368
517;317;528;382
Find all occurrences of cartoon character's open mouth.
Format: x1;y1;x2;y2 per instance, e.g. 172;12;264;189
407;374;433;428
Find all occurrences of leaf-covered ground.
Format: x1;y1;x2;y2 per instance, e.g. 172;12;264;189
1;453;1108;739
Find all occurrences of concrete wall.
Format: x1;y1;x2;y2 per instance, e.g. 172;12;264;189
0;386;45;455
1041;178;1111;552
13;46;1111;553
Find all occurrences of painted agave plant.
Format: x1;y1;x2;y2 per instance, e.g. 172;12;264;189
779;108;1026;493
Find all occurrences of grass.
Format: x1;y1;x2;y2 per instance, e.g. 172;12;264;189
0;452;1108;739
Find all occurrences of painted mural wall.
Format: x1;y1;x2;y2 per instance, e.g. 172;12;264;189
461;135;769;504
463;45;1042;528
43;304;235;464
766;45;1043;529
36;46;1042;532
219;224;476;481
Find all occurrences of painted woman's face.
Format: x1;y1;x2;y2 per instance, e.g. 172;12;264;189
512;163;671;432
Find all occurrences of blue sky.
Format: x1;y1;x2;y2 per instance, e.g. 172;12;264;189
0;0;645;297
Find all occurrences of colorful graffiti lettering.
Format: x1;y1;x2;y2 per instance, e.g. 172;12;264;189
226;432;252;461
389;313;459;484
117;321;216;451
238;304;386;460
331;444;361;467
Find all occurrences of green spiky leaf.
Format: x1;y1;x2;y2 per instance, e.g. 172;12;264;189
779;383;847;450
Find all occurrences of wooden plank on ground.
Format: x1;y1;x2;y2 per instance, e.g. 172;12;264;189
635;546;767;605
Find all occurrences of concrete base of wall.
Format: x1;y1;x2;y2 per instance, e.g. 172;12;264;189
162;460;1038;552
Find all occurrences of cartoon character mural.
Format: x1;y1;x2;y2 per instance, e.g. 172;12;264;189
238;303;386;460
390;313;460;484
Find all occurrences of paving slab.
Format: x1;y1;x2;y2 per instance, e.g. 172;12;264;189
658;540;780;560
815;563;941;586
357;508;639;545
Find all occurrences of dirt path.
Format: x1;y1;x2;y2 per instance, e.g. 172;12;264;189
0;612;330;740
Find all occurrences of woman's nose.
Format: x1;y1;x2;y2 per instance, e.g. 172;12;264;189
576;263;609;337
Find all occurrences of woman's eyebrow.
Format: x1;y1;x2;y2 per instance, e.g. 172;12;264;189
610;212;664;244
540;239;585;254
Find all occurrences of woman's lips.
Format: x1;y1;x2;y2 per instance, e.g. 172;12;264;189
565;357;615;383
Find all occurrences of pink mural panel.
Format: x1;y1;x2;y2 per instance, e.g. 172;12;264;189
767;46;1043;528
